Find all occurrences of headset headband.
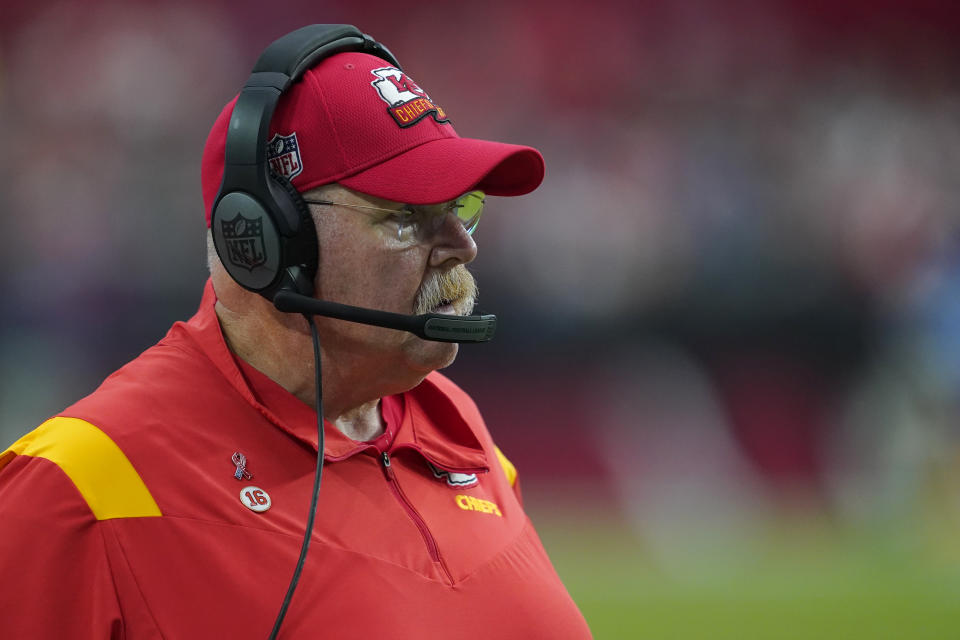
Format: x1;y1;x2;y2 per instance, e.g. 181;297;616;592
222;25;400;171
211;24;399;299
217;26;398;226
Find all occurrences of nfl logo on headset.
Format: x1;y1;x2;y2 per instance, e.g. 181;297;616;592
267;132;303;180
221;213;267;271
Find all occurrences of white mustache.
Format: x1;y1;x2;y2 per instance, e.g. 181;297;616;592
414;266;477;315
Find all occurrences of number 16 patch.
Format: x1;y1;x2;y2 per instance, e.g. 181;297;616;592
240;486;272;513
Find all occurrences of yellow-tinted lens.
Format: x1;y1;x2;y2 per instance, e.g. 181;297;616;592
454;191;485;235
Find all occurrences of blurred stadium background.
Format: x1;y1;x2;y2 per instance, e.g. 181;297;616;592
3;1;960;637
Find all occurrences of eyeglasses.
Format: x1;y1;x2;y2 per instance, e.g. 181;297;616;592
302;190;485;242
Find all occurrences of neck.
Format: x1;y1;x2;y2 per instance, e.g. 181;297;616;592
333;399;385;441
214;298;393;440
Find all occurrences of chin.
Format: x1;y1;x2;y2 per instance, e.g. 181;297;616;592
404;340;459;375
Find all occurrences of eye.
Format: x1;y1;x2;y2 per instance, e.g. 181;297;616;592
386;207;418;240
452;191;485;235
385;207;415;224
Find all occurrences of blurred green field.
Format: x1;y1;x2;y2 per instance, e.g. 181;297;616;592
532;508;960;639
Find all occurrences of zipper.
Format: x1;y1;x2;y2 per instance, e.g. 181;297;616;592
380;451;454;584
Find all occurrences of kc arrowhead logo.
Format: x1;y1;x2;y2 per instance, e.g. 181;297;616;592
370;67;449;128
427;461;478;488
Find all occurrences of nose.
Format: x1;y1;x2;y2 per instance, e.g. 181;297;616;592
428;213;478;268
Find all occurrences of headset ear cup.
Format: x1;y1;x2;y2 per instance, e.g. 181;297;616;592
211;189;284;293
268;172;318;297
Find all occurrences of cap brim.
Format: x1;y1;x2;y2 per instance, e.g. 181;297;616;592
337;137;545;204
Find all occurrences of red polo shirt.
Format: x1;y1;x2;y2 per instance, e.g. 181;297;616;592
0;282;592;639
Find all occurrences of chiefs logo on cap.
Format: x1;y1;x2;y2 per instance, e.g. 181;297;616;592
370;67;449;128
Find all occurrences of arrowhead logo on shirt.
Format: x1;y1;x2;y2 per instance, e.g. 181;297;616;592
427;461;478;488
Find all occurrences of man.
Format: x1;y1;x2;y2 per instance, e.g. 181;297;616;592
0;26;592;639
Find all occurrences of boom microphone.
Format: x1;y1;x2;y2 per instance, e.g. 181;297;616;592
273;290;496;343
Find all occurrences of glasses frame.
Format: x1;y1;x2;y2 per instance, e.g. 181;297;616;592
302;191;484;241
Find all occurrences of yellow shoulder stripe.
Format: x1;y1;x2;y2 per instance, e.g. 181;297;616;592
494;446;517;488
3;417;161;520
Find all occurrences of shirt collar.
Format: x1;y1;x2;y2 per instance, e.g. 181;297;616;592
173;280;488;473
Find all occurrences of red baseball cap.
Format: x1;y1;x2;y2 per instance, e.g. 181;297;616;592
202;51;545;226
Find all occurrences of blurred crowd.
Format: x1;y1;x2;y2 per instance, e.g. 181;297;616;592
3;0;960;571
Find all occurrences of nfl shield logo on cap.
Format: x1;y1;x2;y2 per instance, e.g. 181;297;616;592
267;132;303;180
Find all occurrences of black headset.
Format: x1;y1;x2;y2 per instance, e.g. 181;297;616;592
210;24;400;302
